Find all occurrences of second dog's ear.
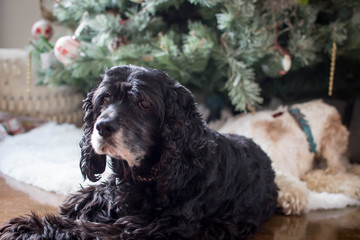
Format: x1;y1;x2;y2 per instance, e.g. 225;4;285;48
79;90;107;182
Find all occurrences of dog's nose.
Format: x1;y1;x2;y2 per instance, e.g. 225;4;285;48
95;119;119;137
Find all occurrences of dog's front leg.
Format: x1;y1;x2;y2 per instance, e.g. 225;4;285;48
320;114;349;174
0;184;113;239
60;185;95;220
0;213;82;240
276;173;309;215
0;185;108;239
303;169;360;200
60;182;117;222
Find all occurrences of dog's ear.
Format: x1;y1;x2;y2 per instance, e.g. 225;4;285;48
157;78;207;204
79;89;107;182
162;80;203;131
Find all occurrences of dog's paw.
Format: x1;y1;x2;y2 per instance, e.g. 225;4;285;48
275;174;309;215
0;214;46;240
0;230;21;240
277;190;309;215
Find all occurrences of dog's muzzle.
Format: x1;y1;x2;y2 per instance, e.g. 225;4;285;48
95;118;119;138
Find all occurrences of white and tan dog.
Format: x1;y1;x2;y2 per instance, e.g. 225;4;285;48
218;99;360;215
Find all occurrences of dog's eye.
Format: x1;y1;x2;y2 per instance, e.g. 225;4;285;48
139;100;150;110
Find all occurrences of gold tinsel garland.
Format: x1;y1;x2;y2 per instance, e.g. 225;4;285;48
27;50;32;96
328;41;337;96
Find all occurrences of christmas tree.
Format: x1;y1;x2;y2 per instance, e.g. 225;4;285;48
30;0;360;113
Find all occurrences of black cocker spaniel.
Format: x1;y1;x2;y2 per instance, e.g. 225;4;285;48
0;65;277;240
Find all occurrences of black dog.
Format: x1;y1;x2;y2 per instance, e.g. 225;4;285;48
0;65;277;239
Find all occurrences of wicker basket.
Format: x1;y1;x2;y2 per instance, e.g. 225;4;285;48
0;49;84;126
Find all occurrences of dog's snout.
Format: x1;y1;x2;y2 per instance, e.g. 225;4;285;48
96;119;119;137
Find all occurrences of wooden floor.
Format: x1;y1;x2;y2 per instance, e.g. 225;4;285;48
0;173;359;239
0;173;65;224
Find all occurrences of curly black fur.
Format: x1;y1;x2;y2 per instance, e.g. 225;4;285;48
0;65;278;240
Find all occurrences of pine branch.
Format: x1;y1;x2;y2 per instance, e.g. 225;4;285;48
225;57;262;112
188;0;221;7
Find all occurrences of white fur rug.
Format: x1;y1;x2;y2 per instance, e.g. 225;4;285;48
0;122;110;195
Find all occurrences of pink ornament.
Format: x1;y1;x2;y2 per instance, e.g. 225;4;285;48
54;36;80;65
31;20;53;40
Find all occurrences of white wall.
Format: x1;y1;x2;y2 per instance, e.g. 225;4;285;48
0;0;41;48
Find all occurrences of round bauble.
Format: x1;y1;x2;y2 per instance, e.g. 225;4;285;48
54;36;80;65
31;19;53;40
261;53;292;78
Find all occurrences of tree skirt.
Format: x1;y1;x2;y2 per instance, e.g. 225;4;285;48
0;122;110;195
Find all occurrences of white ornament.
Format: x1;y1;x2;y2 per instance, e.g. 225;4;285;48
31;20;53;40
54;36;80;65
282;54;292;72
